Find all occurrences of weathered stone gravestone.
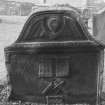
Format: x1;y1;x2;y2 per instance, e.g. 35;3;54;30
4;5;105;105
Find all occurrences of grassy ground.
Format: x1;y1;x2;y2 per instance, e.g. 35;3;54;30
0;85;41;105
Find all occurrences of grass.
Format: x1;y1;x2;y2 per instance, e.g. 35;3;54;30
0;84;41;105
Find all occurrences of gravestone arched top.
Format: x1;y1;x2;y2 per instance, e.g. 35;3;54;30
5;8;105;51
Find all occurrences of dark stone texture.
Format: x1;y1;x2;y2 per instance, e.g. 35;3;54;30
4;8;105;104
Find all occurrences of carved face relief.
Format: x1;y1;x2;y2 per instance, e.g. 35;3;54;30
46;16;64;35
48;17;59;33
